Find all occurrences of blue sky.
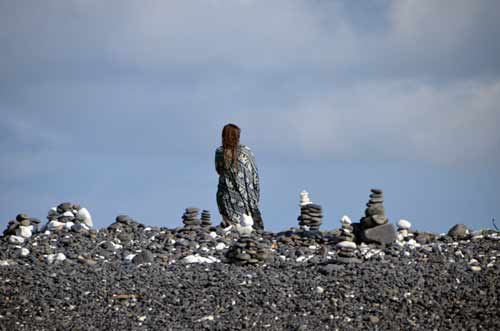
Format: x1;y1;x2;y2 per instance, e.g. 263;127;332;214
1;0;499;233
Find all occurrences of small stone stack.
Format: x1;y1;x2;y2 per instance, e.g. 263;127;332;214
200;210;212;229
298;204;323;231
361;189;388;228
335;216;360;263
358;189;397;245
397;219;412;241
45;202;93;232
4;214;41;244
225;234;269;265
182;207;201;229
338;215;356;242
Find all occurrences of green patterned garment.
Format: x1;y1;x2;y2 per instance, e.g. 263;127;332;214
215;144;263;229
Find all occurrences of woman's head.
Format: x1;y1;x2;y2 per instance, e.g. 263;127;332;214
222;123;241;169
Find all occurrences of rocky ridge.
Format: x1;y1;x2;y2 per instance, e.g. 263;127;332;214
1;199;499;330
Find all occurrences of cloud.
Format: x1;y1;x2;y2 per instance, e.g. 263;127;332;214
1;0;499;166
236;79;500;164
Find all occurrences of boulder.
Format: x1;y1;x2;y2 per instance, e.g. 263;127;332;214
361;223;397;245
447;224;470;240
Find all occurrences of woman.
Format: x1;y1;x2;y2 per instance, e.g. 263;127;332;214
215;123;264;230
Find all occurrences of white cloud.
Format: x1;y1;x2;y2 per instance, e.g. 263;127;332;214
239;79;500;164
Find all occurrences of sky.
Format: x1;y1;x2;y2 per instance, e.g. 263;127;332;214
1;0;499;233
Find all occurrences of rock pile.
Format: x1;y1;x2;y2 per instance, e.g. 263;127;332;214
335;216;361;263
297;191;324;231
182;207;201;229
200;210;212;229
397;219;412;240
225;234;269;265
298;204;323;231
358;189;397;245
45;202;93;233
4;213;41;244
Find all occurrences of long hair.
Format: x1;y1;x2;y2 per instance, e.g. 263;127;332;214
222;123;241;169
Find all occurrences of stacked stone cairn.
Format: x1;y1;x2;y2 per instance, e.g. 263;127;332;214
45;202;93;233
358;189;397;245
226;234;269;265
297;191;323;231
182;207;201;229
200;210;212;229
4;213;41;244
397;219;412;241
335;216;360;263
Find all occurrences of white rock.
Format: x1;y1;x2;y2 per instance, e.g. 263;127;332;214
299;190;312;206
296;256;306;262
124;254;136;263
16;225;33;238
55;253;66;261
196;315;214;322
315;286;324;294
236;214;254;234
62;211;74;217
50;207;57;212
8;235;25;244
340;215;352;225
47;220;64;231
398;219;412;229
209;232;218;239
45;254;56;264
0;260;10;266
182;254;217;264
215;243;226;250
470;265;482;272
64;222;75;230
336;241;357;249
398;229;409;237
20;248;30;257
110;241;123;250
77;208;93;227
405;239;417;247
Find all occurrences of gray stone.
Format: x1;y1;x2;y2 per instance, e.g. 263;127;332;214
372;214;388;225
133;250;154;264
361;223;397;245
336;256;362;264
16;213;30;222
318;264;345;275
57;202;73;213
447;224;470;239
365;204;385;217
369;198;384;204
371;188;383;194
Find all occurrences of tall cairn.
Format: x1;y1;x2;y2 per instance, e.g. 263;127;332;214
297;191;323;231
358;189;397;245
